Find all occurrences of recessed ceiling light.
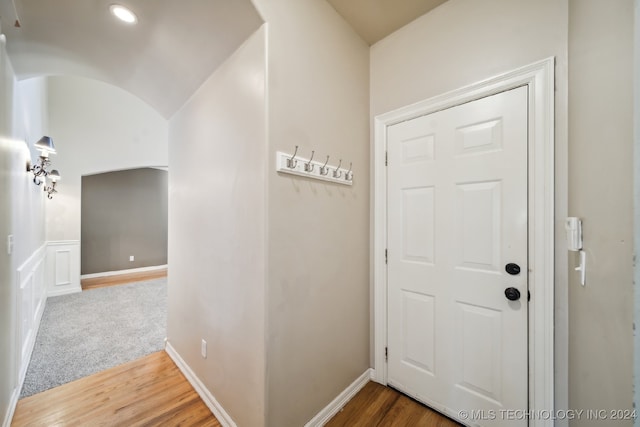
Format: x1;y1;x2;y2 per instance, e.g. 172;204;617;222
110;4;137;24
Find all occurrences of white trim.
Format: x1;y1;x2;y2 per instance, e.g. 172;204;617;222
17;296;47;399
2;388;19;427
16;244;47;381
46;240;80;246
164;342;237;427
304;369;374;427
82;165;169;177
372;58;555;427
16;243;46;272
80;264;168;279
5;244;48;427
45;241;81;297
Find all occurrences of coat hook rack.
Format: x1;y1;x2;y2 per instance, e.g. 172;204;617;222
276;149;353;186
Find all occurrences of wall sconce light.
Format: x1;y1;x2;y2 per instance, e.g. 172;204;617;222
27;136;56;185
44;170;60;199
27;136;61;199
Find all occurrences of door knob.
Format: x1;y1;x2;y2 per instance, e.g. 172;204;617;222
505;263;521;275
504;287;521;301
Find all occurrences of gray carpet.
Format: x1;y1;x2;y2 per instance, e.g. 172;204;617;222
20;278;167;398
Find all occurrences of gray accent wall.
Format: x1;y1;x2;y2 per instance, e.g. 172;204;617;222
81;168;168;275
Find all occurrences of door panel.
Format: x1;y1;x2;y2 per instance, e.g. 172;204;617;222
455;302;503;403
455;118;503;156
402;290;436;375
456;181;502;271
387;86;528;426
402;187;435;263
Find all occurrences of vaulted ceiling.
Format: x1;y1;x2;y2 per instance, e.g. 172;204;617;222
327;0;447;45
0;0;447;118
0;0;264;118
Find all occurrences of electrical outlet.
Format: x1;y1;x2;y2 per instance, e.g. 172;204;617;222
7;235;13;255
201;339;207;358
129;255;134;262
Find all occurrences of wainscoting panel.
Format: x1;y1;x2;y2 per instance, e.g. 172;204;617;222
46;241;81;297
54;250;71;286
16;244;47;388
5;241;81;427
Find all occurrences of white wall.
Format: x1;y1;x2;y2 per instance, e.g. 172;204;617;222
568;0;634;420
46;76;169;242
0;50;47;426
10;78;49;409
0;139;17;427
167;27;267;427
252;0;371;425
13;78;47;267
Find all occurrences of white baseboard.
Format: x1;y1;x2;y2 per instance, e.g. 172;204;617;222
80;264;168;280
304;368;374;427
165;342;236;427
2;387;19;427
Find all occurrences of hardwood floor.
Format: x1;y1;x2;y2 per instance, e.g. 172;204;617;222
12;351;220;427
81;268;168;290
22;269;455;426
13;351;457;426
326;382;461;427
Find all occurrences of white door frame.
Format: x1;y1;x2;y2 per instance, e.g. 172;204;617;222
373;58;555;427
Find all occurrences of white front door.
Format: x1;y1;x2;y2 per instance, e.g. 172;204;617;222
387;86;528;426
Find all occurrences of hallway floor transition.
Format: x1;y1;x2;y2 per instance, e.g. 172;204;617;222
12;351;220;426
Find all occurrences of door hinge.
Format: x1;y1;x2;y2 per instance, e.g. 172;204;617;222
385;151;388;166
385;249;388;264
385;346;388;362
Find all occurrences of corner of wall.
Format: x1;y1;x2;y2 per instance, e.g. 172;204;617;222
165;343;238;427
258;0;371;425
167;25;267;427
